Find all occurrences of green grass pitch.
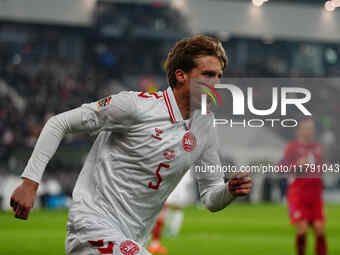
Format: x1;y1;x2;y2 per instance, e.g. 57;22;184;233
1;204;339;255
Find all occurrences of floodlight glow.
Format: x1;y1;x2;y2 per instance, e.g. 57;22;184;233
252;0;264;7
325;1;335;11
332;0;340;7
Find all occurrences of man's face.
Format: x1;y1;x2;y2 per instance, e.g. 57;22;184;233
297;119;315;141
180;56;223;109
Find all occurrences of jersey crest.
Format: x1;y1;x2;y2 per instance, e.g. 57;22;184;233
182;132;196;152
120;240;140;255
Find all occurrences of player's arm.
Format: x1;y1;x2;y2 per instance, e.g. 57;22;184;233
193;152;251;212
10;91;137;220
193;118;251;212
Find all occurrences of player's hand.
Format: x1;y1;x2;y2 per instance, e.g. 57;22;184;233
10;178;39;220
228;172;252;197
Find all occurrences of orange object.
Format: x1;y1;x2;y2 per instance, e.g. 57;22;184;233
148;243;168;254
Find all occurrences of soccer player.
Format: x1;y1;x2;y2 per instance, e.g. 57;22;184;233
281;118;327;255
10;35;252;255
148;169;196;254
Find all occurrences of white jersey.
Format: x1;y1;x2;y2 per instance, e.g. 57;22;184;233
21;86;234;247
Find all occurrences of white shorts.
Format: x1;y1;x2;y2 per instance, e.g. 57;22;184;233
65;213;151;255
65;232;150;255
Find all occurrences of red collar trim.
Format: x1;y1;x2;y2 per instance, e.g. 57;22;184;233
163;89;176;123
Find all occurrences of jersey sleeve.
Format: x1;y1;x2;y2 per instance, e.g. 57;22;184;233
192;116;235;212
79;91;138;135
21;91;138;183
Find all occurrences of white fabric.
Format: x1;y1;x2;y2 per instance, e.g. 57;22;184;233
166;170;196;208
66;228;151;255
21;87;235;248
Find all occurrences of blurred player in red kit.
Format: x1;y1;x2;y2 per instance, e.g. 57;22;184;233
280;119;327;255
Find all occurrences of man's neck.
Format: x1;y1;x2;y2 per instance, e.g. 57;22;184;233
173;87;190;120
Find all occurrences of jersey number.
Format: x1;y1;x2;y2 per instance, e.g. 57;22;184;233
148;163;170;190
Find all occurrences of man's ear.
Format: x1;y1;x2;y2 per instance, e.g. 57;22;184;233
174;69;186;87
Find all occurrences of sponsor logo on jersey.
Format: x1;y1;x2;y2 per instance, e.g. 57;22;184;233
152;128;163;140
163;149;176;160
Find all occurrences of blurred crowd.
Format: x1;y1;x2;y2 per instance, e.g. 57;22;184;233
0;58;107;152
95;1;189;37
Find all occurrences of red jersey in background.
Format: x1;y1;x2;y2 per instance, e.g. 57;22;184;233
281;140;324;224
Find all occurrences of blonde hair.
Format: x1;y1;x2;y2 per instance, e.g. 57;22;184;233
164;35;228;88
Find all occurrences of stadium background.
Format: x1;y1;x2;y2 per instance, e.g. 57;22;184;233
0;0;340;254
